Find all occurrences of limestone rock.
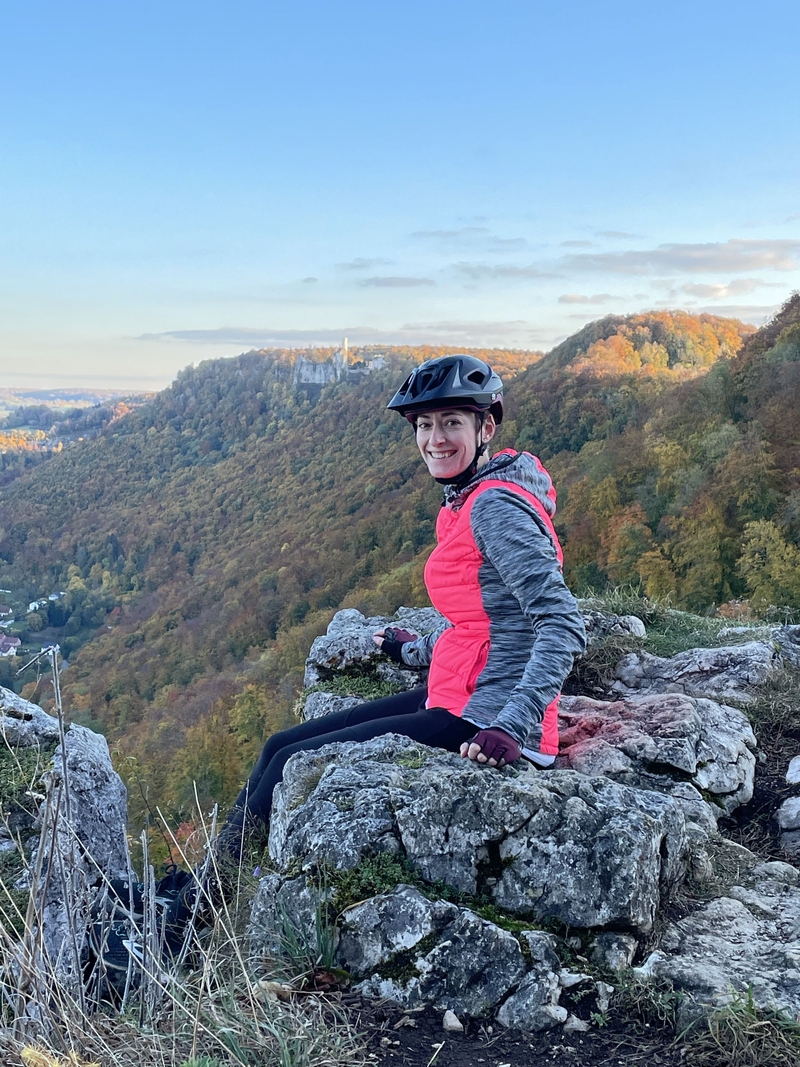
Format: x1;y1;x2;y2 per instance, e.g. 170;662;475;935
357;908;528;1017
777;797;800;831
650;860;800;1020
590;932;637;972
303;607;444;687
558;693;756;816
786;755;800;786
581;609;647;644
269;734;689;934
776;625;800;669
442;1009;463;1031
0;688;128;990
0;687;60;747
611;642;781;703
336;886;458;974
248;872;331;961
34;724;129;977
496;969;566;1031
302;692;363;722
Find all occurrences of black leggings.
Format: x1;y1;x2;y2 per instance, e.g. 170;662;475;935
217;687;476;856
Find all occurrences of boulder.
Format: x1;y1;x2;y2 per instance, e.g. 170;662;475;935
303;607;444;688
581;609;647;644
648;858;800;1020
356;907;529;1017
0;688;128;990
558;693;756;816
611;642;781;703
786;755;800;786
302;692;363;722
267;734;689;934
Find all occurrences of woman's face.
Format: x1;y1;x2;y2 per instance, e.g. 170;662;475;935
415;408;495;479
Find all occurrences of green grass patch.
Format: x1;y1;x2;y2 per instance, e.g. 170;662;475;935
581;587;771;656
297;671;404;717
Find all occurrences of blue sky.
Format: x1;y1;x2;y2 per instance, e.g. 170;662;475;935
2;0;799;388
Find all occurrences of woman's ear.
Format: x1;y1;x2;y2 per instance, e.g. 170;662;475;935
482;413;497;444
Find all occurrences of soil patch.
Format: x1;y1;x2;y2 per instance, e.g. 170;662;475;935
351;998;683;1067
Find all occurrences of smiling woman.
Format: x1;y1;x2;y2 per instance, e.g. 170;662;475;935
414;409;495;481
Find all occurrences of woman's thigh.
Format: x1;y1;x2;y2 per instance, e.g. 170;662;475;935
241;705;475;823
237;688;428;798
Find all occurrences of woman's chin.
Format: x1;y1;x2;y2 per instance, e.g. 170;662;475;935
426;461;463;479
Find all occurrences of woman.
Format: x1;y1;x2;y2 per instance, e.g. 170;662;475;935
163;355;585;946
216;354;585;853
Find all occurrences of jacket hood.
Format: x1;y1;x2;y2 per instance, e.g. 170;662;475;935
442;449;557;517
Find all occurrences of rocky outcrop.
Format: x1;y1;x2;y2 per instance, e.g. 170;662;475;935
558;693;756;815
0;687;128;988
611;641;781;703
265;734;688;933
249;605;798;1030
644;856;800;1021
303;607;439;689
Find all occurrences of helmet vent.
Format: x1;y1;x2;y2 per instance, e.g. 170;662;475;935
466;370;486;385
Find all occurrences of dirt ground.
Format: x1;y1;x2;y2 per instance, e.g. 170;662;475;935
355;999;684;1067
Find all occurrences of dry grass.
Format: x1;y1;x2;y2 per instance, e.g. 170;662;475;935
681;991;800;1067
0;788;369;1067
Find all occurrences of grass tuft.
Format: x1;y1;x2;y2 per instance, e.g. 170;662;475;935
682;989;800;1067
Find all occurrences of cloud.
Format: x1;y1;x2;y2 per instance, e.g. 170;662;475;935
137;320;545;349
679;278;769;299
412;227;489;240
558;293;617;304
562;239;800;275
453;262;558;280
301;276;318;284
358;276;435;288
335;257;391;270
595;230;643;239
786;214;800;223
411;227;527;252
694;303;782;324
560;240;593;248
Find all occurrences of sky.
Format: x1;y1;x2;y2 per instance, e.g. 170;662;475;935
1;0;799;390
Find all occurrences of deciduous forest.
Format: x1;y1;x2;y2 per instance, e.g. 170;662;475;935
0;303;797;846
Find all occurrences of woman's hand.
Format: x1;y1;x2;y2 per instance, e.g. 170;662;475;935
460;727;522;768
373;627;418;663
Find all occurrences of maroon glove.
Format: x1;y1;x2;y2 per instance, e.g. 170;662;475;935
468;727;522;766
379;627;418;663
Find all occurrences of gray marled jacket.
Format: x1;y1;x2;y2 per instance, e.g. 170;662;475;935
400;450;586;754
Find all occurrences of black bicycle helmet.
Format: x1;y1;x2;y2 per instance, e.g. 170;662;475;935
387;355;504;425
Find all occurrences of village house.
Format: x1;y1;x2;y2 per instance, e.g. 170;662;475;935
0;635;21;657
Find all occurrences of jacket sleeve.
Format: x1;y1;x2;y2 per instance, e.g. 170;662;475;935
470;489;586;745
400;623;450;667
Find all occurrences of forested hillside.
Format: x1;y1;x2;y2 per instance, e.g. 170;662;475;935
509;301;799;612
1;306;795;842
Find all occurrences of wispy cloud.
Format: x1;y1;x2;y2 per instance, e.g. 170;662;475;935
412;227;489;240
679;278;769;299
301;276;318;283
335;257;392;270
137;320;544;348
560;240;593;248
562;239;800;275
358;276;435;287
694;304;781;324
412;227;527;252
595;230;642;239
453;262;558;280
558;293;617;304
